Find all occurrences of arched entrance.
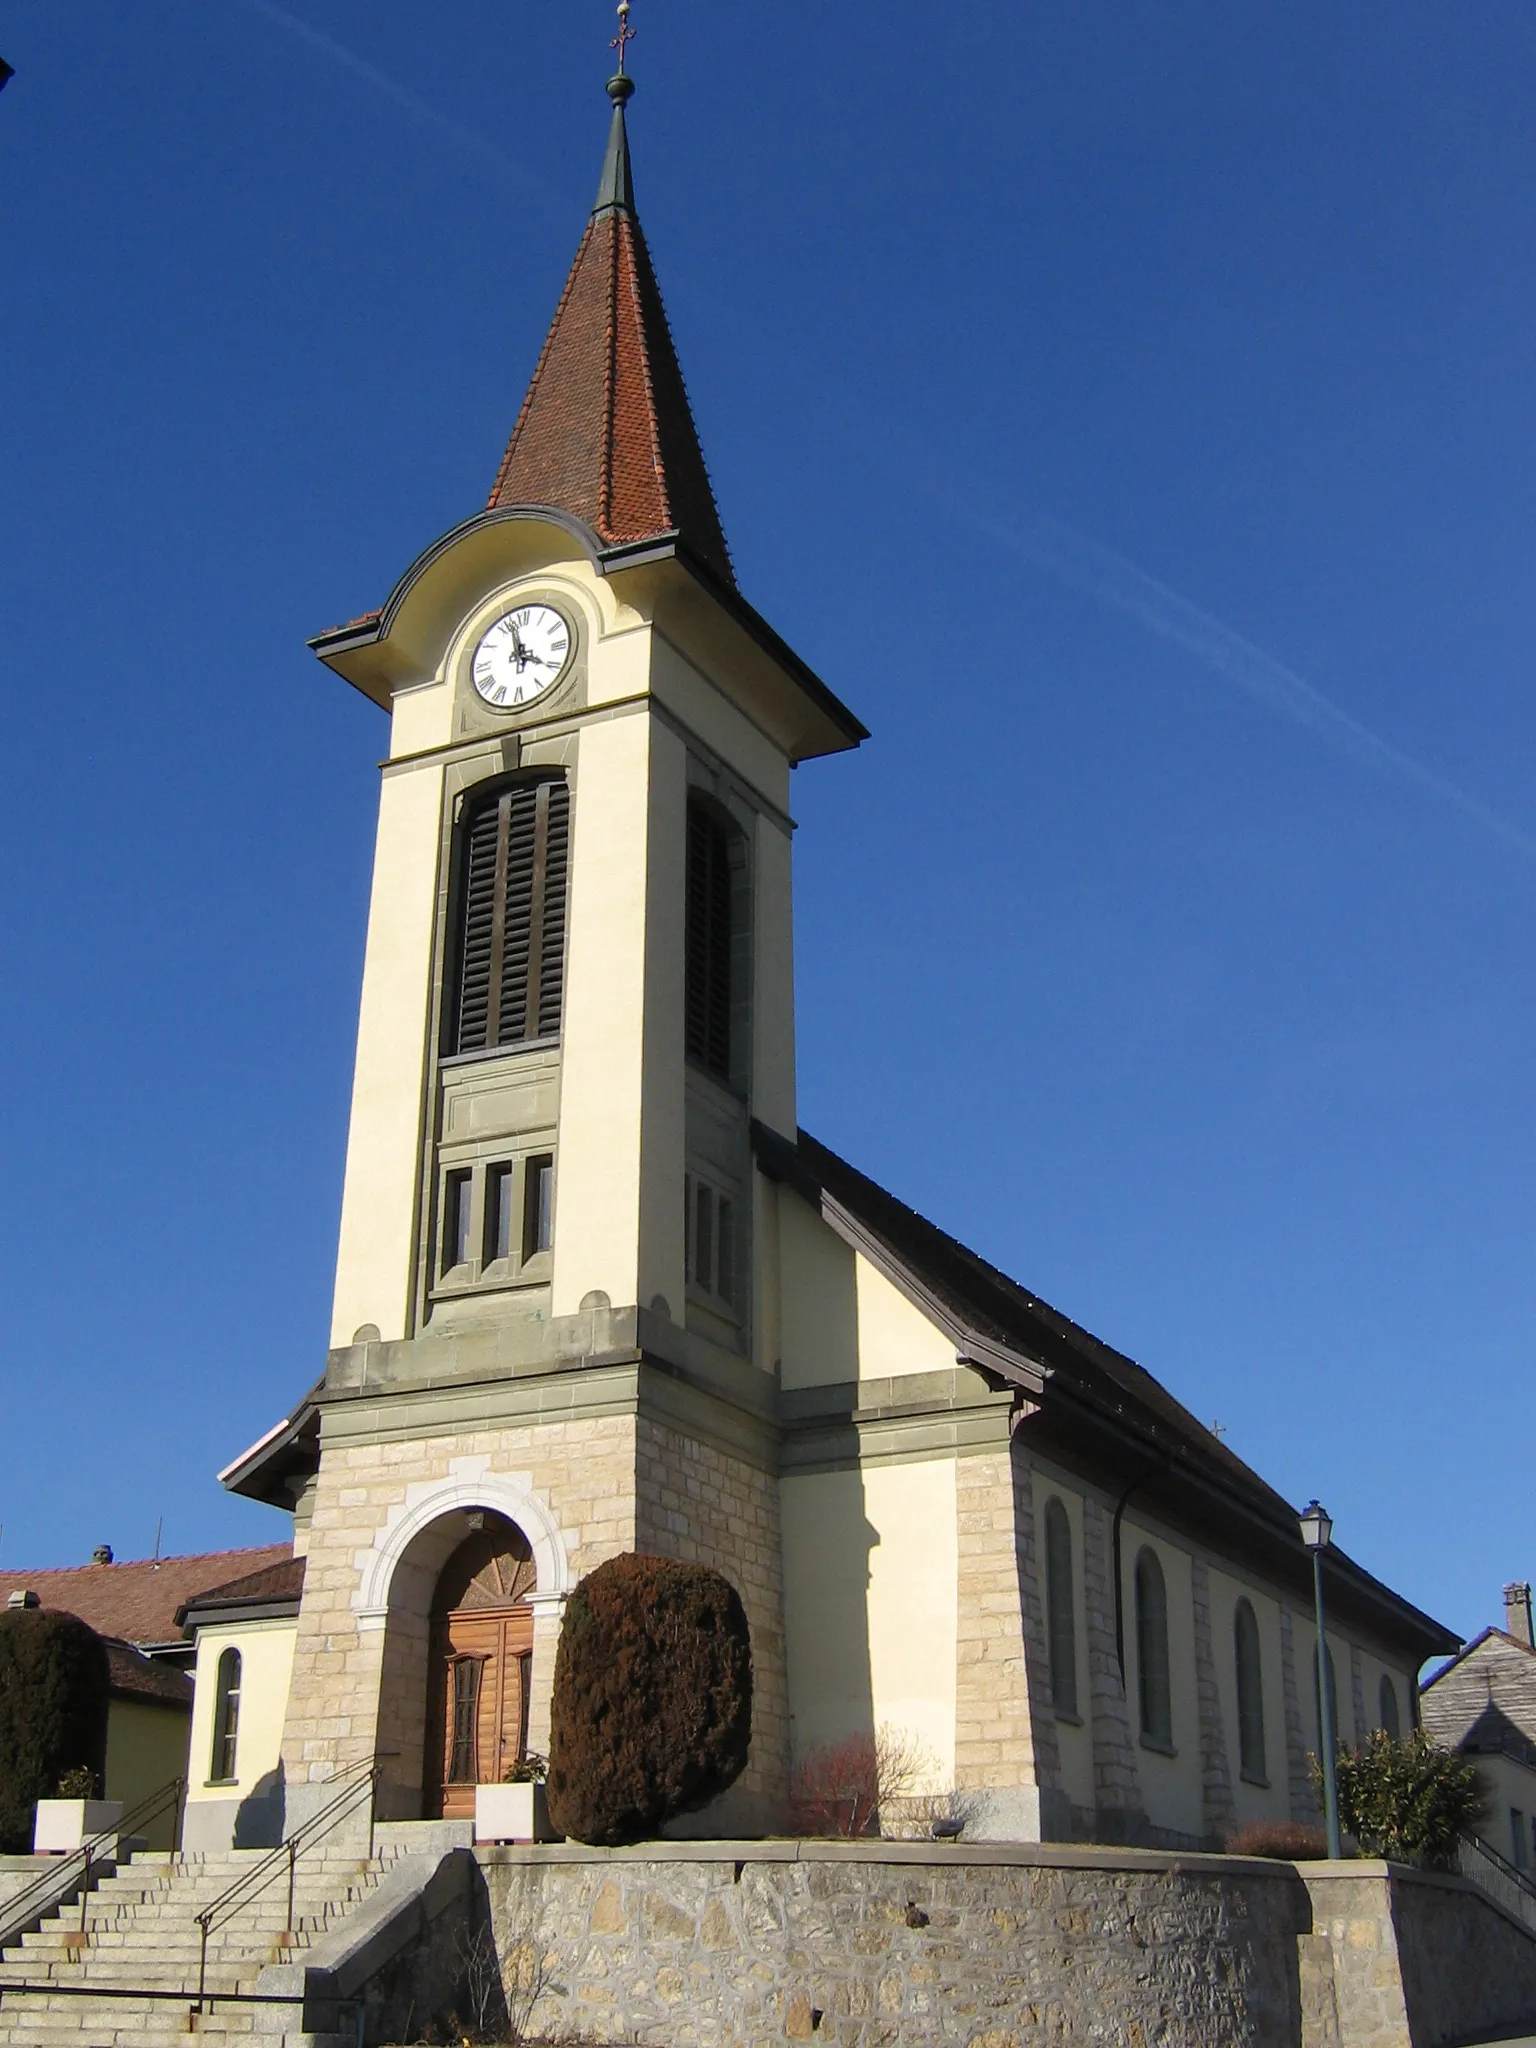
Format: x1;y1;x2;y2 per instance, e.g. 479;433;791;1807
423;1517;538;1820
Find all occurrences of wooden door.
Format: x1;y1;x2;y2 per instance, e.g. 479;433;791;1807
427;1605;535;1819
423;1522;539;1820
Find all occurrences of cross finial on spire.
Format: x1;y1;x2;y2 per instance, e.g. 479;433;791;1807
611;0;636;76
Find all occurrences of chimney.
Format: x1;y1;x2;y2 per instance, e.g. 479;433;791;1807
92;1545;113;1566
1504;1582;1533;1646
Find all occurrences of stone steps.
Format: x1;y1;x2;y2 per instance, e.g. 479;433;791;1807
0;1839;401;2048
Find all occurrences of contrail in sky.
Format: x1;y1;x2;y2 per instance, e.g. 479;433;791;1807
243;0;561;209
243;0;1533;862
949;497;1536;859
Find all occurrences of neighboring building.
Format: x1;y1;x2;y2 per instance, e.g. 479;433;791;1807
0;1545;288;1847
1422;1582;1536;1871
198;63;1456;1852
176;1558;306;1853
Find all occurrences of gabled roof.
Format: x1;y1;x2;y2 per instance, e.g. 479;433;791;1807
757;1122;1458;1663
176;1556;306;1632
486;74;733;587
0;1546;291;1650
104;1638;193;1710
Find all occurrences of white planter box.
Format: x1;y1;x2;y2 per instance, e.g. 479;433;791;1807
474;1782;554;1844
33;1800;121;1855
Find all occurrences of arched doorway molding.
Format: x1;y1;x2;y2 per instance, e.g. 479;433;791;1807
352;1461;570;1631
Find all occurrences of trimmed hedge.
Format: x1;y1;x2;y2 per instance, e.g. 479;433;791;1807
546;1554;752;1845
0;1610;111;1851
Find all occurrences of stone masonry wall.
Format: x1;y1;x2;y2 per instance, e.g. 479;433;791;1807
953;1450;1059;1810
634;1418;790;1813
465;1846;1536;2048
281;1414;639;1812
476;1840;1309;2048
1079;1495;1144;1834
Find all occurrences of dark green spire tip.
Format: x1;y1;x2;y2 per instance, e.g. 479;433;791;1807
593;74;635;218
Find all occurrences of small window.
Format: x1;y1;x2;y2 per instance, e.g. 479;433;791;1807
486;1164;514;1264
1234;1599;1266;1784
684;1173;738;1314
209;1647;241;1784
523;1155;554;1259
1514;1810;1530;1869
1135;1548;1172;1750
1379;1673;1401;1741
444;1171;473;1272
1044;1499;1077;1719
447;1657;483;1784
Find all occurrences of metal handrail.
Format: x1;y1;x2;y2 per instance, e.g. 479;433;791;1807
1458;1829;1536;1928
194;1758;381;2014
0;1776;186;1949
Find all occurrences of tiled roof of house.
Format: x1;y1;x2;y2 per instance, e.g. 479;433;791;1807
176;1556;306;1628
485;75;733;587
0;1546;291;1648
1422;1628;1536;1752
104;1638;193;1709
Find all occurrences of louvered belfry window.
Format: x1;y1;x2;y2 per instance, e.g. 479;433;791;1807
452;777;571;1055
686;802;733;1079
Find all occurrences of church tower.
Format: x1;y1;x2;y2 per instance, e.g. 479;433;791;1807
260;52;865;1829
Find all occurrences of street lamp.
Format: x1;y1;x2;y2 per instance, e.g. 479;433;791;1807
1299;1500;1343;1859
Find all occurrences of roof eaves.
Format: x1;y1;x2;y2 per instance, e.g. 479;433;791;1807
753;1119;1045;1398
671;551;868;752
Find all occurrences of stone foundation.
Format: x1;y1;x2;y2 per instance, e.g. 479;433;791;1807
466;1842;1536;2048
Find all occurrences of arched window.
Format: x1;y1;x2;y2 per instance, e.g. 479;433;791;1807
685;800;743;1082
1312;1643;1339;1750
210;1647;241;1784
449;776;571;1055
1043;1498;1077;1718
1379;1673;1401;1740
1234;1598;1266;1783
1135;1548;1172;1748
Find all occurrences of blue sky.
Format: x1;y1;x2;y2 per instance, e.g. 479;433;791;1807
1;3;1531;1654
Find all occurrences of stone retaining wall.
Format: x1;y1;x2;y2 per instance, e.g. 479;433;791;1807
478;1840;1309;2047
470;1841;1536;2048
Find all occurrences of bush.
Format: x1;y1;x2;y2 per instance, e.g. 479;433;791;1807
1327;1729;1485;1868
1225;1820;1330;1860
546;1554;752;1845
787;1727;935;1837
0;1610;111;1851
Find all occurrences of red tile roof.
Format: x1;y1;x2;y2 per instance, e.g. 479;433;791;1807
176;1556;306;1624
104;1639;193;1709
486;86;733;587
0;1546;291;1648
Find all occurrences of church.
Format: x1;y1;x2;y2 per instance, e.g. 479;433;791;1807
190;50;1454;1859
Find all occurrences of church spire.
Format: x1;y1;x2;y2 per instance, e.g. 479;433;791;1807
485;22;734;586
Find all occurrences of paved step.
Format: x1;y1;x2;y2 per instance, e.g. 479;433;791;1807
0;1836;403;2048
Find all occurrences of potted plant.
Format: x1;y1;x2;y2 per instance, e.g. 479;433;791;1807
33;1767;122;1856
474;1753;555;1844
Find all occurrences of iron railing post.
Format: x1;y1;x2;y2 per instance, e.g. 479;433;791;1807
78;1848;91;1934
286;1839;296;1936
197;1918;209;2015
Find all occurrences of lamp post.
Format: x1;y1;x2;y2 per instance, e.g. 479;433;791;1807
1299;1499;1343;1860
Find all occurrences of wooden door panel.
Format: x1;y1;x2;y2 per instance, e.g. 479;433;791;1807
426;1604;535;1819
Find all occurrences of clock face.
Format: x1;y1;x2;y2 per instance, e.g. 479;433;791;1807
471;604;572;709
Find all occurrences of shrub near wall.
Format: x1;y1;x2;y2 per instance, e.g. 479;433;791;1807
546;1554;752;1846
0;1610;110;1851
